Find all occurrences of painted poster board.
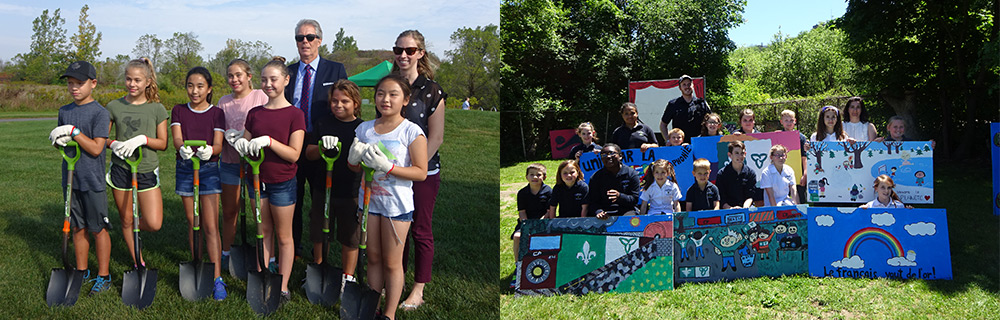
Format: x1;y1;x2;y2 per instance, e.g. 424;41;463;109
579;145;694;200
691;131;803;184
672;205;809;284
805;141;934;204
549;129;580;159
808;207;951;280
992;123;1000;215
515;215;674;296
628;77;706;134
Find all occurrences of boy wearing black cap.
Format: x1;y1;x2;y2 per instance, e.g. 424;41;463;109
47;61;113;295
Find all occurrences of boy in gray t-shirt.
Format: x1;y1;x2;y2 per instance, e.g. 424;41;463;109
47;60;113;295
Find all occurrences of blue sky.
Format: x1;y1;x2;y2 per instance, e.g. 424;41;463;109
0;0;500;62
729;0;848;47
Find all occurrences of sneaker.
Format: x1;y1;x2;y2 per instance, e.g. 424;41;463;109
279;290;291;307
509;279;516;289
268;261;278;273
341;274;356;295
80;269;92;283
90;275;111;295
221;254;230;270
213;277;227;301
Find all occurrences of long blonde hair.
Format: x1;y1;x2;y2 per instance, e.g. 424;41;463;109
126;57;160;102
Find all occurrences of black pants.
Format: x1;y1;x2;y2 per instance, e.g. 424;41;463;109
294;156;325;256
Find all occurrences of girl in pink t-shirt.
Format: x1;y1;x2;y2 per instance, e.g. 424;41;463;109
232;56;306;303
218;59;268;269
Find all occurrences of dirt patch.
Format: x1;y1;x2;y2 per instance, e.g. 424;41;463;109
500;183;520;203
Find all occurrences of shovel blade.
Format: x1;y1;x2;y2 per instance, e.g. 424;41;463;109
247;270;282;315
179;261;215;301
305;263;342;306
340;280;381;320
122;268;158;309
228;244;253;280
46;268;85;307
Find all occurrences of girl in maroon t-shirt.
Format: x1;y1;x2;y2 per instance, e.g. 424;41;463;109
232;56;306;303
170;66;227;299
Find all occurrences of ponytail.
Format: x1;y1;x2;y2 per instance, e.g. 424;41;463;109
126;57;160;102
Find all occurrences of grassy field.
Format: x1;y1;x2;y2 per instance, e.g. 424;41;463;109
0;108;499;318
500;159;1000;318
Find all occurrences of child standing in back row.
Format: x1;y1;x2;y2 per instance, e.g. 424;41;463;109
171;66;227;300
347;74;428;320
105;57;169;268
778;110;808;204
570;122;602;162
47;61;113;294
640;159;682;215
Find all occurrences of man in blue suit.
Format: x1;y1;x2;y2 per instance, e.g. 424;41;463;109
285;19;348;259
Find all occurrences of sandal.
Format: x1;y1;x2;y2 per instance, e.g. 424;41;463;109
400;299;424;311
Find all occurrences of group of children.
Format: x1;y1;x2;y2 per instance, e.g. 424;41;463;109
48;51;428;313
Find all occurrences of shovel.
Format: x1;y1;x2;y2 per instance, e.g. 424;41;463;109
228;159;254;280
305;140;343;306
340;165;381;320
122;148;158;309
244;151;282;315
46;141;86;307
178;140;215;301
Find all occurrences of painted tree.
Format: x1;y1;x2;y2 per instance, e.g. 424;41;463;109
808;141;829;171
840;140;872;169
70;5;102;63
881;140;903;155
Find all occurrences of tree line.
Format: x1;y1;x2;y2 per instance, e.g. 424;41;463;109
2;6;498;110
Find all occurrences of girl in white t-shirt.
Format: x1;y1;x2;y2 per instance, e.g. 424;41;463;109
842;96;878;141
810;105;849;142
639;159;682;215
760;144;798;206
860;175;913;209
347;74;428;319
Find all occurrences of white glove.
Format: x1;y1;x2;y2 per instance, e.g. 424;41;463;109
225;129;244;146
362;145;394;174
321;136;339;151
196;145;213;161
247;136;271;157
347;138;368;166
49;125;78;146
178;145;195;160
233;138;251;157
114;135;148;159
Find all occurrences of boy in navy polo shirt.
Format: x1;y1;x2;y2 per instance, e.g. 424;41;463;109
685;158;720;211
716;141;758;209
511;163;551;287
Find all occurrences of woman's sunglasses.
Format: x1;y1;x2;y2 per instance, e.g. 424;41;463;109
393;46;420;55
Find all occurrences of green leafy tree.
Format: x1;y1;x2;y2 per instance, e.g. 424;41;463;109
132;34;162;69
207;39;272;78
70;5;102;63
329;28;358;54
11;8;70;83
96;54;130;86
161;32;204;90
439;25;499;110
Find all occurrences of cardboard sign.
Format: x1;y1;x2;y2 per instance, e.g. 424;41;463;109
691;131;804;184
992;123;1000;215
808;207;951;280
515;215;674;296
549;129;581;160
805;141;934;204
579;145;694;200
673;205;809;284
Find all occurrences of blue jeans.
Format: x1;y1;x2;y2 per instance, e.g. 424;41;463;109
246;177;297;207
175;159;222;196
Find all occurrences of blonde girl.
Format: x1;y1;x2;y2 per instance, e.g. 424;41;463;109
232;56;307;303
570;122;602;161
860;175;912;209
218;59;269;271
347;74;428;320
639;159;682;215
811;106;848;142
760;145;798;206
105;57;168;267
546;160;589;218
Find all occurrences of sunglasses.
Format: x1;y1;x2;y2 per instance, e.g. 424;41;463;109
295;34;319;42
393;46;420;55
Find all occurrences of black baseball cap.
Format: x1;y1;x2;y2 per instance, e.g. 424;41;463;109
61;61;97;81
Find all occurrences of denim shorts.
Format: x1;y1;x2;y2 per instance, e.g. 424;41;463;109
175;159;222;196
219;161;242;186
369;210;413;222
246;177;297;207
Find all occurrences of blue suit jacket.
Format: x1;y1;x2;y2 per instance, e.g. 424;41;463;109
285;57;348;131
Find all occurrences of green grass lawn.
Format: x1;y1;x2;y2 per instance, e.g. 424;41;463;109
0;108;499;318
500;159;1000;318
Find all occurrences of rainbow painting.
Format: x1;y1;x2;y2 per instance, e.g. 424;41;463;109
809;207;951;280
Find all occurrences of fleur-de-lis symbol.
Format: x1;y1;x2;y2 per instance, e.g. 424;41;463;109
576;241;596;265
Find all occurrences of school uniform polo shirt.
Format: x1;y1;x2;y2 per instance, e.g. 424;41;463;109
549;180;589;218
716;163;759;208
685;181;720;211
517;184;552;220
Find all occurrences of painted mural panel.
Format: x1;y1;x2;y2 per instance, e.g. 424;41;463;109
805;141;934;204
808;207;952;280
672;205;809;284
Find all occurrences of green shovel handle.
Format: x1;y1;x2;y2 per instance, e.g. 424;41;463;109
124;148;143;174
59;141;81;171
243;149;264;174
318;140;343;171
183;140;207;170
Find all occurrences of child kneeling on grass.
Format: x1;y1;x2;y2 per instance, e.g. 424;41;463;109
510;163;550;287
48;60;113;294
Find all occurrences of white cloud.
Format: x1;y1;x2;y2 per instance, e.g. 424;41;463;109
871;212;895;226
887;256;916;267
831;255;864;269
815;215;834;227
905;222;936;236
